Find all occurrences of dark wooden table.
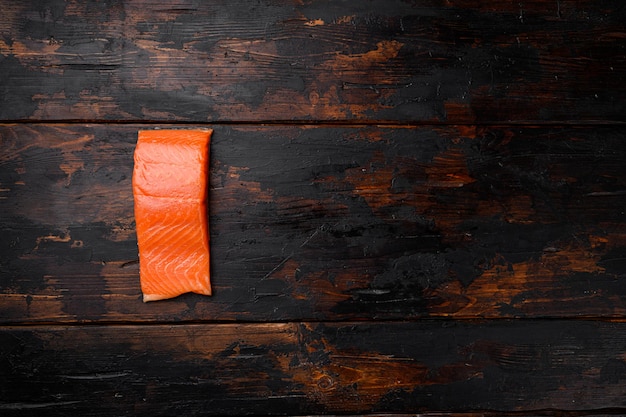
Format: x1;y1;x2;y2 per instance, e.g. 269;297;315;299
1;1;625;415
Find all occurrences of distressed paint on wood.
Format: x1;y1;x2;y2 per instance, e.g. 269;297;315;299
2;1;626;414
2;320;626;415
0;0;624;122
1;124;624;323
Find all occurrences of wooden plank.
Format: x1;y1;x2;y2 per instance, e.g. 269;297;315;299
293;415;623;417
0;0;624;123
1;320;625;415
1;124;625;323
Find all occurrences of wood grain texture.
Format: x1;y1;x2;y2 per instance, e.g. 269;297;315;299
2;1;626;415
2;320;626;415
0;0;624;123
1;124;624;323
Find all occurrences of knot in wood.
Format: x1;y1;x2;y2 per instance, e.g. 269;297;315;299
316;374;334;390
309;91;320;105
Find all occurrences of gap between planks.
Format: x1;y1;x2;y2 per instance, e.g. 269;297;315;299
3;316;626;329
0;119;625;128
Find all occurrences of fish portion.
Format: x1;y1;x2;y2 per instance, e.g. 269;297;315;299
133;130;212;302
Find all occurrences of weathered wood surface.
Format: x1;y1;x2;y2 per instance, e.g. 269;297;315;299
2;320;626;415
2;0;626;415
0;0;624;123
1;124;624;323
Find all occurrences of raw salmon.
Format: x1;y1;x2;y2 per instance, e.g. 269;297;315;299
133;129;212;302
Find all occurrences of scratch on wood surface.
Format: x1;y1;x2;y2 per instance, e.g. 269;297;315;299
261;255;293;281
261;227;320;280
0;401;82;409
59;372;130;380
586;190;626;197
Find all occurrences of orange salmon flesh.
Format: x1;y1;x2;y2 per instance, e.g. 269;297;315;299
132;129;212;302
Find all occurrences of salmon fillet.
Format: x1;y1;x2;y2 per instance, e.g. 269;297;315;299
132;129;212;302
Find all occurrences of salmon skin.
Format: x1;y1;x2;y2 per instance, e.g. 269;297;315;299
133;129;212;302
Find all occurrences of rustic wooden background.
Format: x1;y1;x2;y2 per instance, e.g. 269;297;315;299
1;1;625;415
